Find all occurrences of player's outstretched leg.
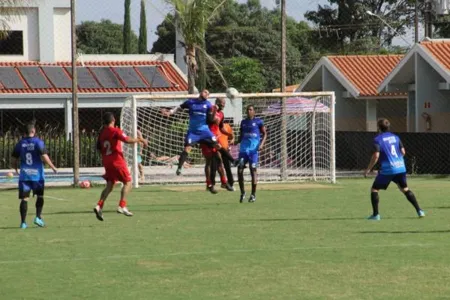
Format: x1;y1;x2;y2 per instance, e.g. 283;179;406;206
176;147;190;176
117;181;134;216
368;190;381;220
205;157;218;194
94;181;114;221
402;188;425;217
34;196;45;227
249;167;258;203
238;166;246;203
19;199;28;229
215;152;233;192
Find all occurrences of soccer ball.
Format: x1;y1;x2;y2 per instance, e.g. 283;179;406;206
226;87;239;99
6;172;13;179
79;180;91;189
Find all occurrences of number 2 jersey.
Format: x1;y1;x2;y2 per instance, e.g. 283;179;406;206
97;126;129;166
12;137;47;181
373;132;406;175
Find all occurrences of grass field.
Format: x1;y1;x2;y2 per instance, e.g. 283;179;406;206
1;178;450;299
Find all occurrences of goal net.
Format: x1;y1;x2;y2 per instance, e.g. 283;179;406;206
121;92;335;187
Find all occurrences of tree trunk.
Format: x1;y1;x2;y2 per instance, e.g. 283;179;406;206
186;45;197;94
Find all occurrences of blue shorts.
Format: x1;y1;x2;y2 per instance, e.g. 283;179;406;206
185;129;217;146
239;151;259;169
372;173;407;190
18;180;45;199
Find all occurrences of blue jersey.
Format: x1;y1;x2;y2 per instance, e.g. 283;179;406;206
373;132;406;175
240;118;264;153
180;98;212;132
12;137;47;181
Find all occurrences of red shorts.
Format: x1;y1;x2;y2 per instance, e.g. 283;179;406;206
201;144;217;158
102;160;131;183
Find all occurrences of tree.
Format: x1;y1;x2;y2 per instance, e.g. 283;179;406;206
0;1;24;40
138;0;148;54
123;0;132;54
77;19;138;54
165;0;227;94
221;57;265;92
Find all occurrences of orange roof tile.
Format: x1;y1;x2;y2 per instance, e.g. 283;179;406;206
272;84;300;92
0;60;187;94
421;40;450;71
328;55;404;97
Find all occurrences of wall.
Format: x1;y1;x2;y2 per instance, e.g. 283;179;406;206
53;8;71;61
377;98;407;132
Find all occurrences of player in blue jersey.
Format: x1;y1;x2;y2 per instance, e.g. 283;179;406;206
11;122;57;229
237;105;267;203
162;89;237;178
364;119;424;220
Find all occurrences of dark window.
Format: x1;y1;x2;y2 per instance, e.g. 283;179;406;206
0;31;24;55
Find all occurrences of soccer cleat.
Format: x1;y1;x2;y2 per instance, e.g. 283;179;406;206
33;217;45;227
93;206;104;221
418;210;426;218
207;185;218;194
367;214;381;221
239;193;246;203
221;183;234;192
176;167;183;176
20;223;27;229
249;195;256;203
117;206;133;216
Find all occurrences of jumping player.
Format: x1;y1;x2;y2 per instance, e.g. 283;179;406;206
93;112;147;221
237;105;267;203
12;121;58;228
364;118;425;220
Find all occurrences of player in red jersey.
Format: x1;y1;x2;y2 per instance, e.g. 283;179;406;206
201;97;234;193
93;112;147;221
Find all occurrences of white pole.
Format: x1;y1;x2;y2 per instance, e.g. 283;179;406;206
330;93;336;184
132;96;139;188
312;99;318;181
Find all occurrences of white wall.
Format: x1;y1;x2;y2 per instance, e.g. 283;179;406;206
0;8;39;62
53;8;71;61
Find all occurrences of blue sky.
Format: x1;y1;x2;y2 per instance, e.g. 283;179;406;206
76;0;329;51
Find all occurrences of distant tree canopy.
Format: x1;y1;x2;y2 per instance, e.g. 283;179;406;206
76;19;138;54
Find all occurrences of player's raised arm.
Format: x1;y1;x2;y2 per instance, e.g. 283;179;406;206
161;100;191;117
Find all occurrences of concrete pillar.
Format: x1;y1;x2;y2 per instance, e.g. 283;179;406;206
366;100;377;131
65;98;72;140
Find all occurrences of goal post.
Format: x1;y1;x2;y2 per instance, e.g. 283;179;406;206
121;91;335;188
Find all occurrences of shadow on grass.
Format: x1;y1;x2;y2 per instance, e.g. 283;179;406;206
359;230;450;234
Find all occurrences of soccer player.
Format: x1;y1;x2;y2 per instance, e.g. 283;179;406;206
93;112;147;221
12;121;58;229
162;89;236;176
237;105;267;203
137;129;145;182
364;118;425;220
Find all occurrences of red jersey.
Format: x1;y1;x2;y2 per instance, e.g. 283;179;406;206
209;110;224;137
97;126;129;165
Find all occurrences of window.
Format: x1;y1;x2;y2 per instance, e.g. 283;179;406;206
0;31;24;55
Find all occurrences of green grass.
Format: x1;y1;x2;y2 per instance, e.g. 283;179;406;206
1;178;450;299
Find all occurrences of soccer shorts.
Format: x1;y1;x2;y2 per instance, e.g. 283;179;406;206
372;172;407;190
239;150;259;169
102;161;131;183
200;144;217;158
185;129;217;147
18;180;44;199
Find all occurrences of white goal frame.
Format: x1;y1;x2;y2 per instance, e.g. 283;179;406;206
122;91;336;188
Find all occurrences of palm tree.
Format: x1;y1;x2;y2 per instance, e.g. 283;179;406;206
166;0;227;93
0;0;24;40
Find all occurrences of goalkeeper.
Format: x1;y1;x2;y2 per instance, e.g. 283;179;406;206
162;89;235;175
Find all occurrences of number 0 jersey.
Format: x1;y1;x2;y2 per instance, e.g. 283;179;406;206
97;126;129;165
12;137;47;181
373;132;406;175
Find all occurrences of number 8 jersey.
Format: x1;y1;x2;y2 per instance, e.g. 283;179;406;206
373;132;406;175
12;137;47;181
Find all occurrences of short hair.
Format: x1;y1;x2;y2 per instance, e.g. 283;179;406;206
103;112;115;125
378;118;390;132
25;121;35;135
246;105;254;111
216;97;225;104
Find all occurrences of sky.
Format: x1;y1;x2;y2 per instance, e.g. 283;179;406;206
76;0;329;51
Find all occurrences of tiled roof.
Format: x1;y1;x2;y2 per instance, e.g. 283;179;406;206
0;60;187;94
328;55;404;97
421;40;450;71
272;84;300;92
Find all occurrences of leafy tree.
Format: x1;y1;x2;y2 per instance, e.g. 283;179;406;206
220;57;265;92
0;1;25;40
139;0;148;54
151;15;176;54
77;19;138;54
123;0;132;54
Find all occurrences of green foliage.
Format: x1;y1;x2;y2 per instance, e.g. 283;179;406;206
123;0;132;54
0;0;24;40
77;19;138;54
220;57;264;92
151;14;176;54
138;0;148;54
